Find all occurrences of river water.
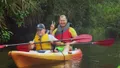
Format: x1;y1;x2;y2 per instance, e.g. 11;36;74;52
0;42;119;68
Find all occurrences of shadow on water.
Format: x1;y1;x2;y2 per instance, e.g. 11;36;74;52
0;47;17;68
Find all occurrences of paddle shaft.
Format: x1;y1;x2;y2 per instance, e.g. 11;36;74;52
0;34;92;49
3;38;83;47
72;42;93;45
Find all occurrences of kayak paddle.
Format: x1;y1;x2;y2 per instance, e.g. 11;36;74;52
0;34;92;49
92;38;114;46
74;38;114;46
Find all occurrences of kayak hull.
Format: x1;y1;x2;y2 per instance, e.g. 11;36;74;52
8;49;82;68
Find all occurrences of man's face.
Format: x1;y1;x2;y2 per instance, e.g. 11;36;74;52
37;29;45;36
59;17;67;27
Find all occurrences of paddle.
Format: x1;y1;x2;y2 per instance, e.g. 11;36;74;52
73;38;114;46
0;34;92;49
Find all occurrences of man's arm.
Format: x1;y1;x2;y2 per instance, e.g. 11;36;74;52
69;27;78;44
69;27;77;37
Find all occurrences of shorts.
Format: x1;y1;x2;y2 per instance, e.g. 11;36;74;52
56;46;73;52
56;46;65;52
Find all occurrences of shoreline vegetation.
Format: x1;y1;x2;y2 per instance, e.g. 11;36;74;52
0;0;120;44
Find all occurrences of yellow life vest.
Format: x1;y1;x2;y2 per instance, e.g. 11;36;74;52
33;33;52;50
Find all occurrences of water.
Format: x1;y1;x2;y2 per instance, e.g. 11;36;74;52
16;60;81;68
0;42;120;68
79;43;120;68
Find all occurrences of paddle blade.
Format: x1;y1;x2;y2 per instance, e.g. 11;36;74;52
93;38;115;46
17;44;30;52
0;45;5;49
75;34;92;43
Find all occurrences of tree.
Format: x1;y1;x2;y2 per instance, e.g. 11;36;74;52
0;0;39;43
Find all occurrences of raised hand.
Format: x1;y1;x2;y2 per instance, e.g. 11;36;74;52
50;21;55;31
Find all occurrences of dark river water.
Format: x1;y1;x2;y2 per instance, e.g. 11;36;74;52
0;42;119;68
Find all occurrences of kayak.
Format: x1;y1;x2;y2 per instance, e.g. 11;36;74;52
8;49;82;67
8;49;82;68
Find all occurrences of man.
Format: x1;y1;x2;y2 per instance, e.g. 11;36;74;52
50;15;77;52
29;23;70;53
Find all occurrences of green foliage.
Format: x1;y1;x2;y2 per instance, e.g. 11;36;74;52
2;0;38;26
89;0;120;39
0;29;13;43
0;0;39;43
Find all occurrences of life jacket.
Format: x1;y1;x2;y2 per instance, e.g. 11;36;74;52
54;23;72;42
33;33;52;50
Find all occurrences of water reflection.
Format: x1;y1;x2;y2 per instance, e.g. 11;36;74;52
17;60;81;68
